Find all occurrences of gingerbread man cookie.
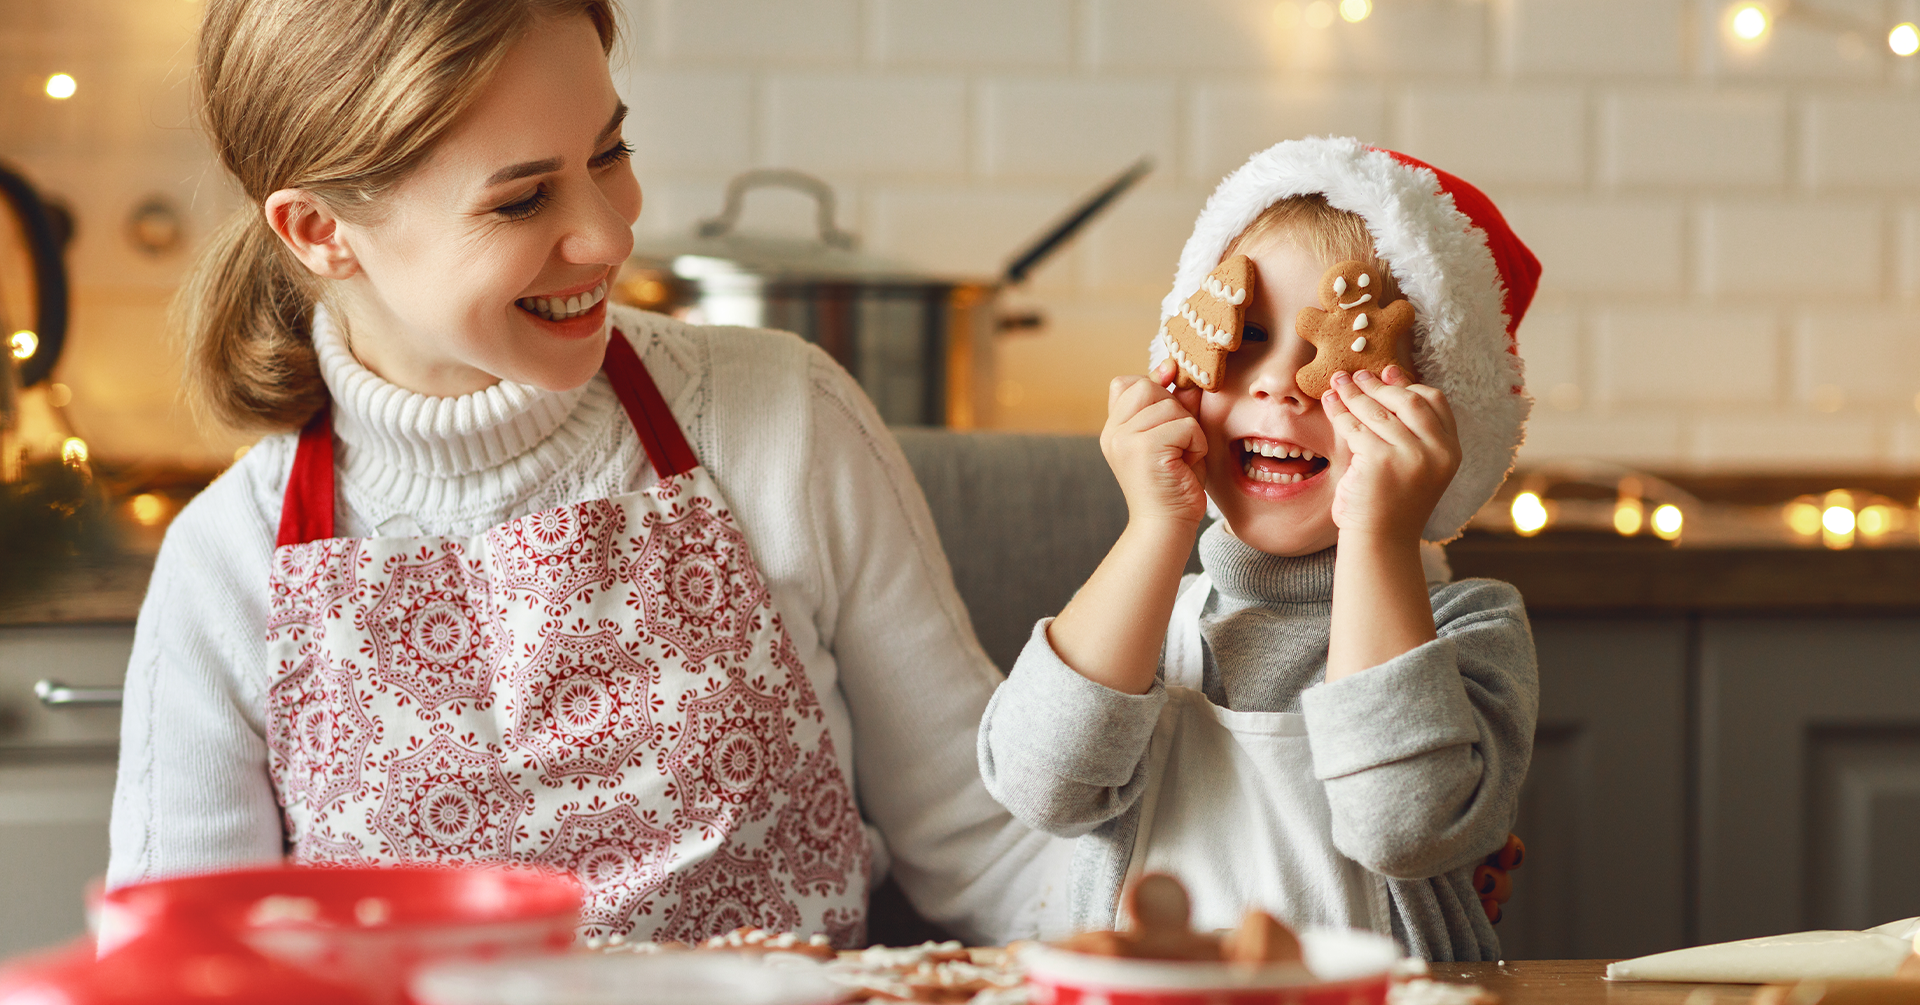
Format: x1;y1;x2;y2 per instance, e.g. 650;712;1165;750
1293;260;1417;399
1157;254;1257;392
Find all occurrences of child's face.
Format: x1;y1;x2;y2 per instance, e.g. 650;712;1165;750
331;14;641;396
1182;238;1347;557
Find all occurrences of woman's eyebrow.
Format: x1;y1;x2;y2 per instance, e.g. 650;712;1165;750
482;104;630;186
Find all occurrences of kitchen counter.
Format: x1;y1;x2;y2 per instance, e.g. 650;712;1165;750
10;533;1920;626
1439;961;1745;1005
1446;533;1920;613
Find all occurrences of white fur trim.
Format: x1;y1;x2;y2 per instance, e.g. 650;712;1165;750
1160;136;1530;542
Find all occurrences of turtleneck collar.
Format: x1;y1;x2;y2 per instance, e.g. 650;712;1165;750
1198;520;1336;604
313;304;592;478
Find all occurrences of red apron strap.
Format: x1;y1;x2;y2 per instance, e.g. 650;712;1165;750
602;330;699;479
272;331;694;548
276;405;336;547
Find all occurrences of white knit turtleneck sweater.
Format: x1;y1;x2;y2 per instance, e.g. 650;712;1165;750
109;304;1057;944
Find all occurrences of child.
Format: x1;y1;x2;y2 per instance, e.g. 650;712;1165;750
109;0;1054;946
978;137;1541;961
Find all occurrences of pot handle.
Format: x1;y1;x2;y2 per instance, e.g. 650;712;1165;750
697;169;857;250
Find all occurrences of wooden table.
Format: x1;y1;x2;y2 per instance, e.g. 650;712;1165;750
1442;961;1737;1005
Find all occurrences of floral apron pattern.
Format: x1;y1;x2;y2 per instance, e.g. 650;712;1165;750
263;332;870;944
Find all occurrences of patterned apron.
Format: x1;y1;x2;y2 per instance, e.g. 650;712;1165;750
262;332;871;944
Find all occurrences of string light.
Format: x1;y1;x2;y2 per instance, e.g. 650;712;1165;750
1339;0;1372;22
44;74;76;100
1893;23;1920;56
129;493;167;527
1784;499;1822;538
1650;504;1684;541
1730;3;1770;41
1613;497;1645;537
7;330;35;360
1858;504;1895;540
60;437;88;467
1510;492;1549;537
1822;490;1855;550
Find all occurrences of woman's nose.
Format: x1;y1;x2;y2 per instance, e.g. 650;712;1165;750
561;179;637;267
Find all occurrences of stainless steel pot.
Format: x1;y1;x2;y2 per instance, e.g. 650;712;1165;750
613;163;1148;428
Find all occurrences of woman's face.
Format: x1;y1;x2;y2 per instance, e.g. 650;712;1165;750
328;14;640;397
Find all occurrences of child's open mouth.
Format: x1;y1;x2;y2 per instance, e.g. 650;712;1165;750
1236;437;1329;485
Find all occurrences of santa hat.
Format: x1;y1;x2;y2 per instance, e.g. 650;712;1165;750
1154;135;1540;543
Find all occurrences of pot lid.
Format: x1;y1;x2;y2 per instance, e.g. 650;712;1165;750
629;169;976;286
629;160;1153;288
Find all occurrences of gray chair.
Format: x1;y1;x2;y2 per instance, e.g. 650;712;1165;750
892;430;1132;674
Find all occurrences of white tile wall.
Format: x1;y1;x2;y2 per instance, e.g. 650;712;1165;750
15;0;1920;471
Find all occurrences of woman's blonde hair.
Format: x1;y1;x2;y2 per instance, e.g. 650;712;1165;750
178;0;617;430
1221;194;1401;305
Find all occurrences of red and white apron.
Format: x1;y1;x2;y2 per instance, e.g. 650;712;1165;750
262;332;871;944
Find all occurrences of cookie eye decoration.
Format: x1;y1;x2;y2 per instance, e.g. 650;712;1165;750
1156;254;1258;391
1292;260;1417;399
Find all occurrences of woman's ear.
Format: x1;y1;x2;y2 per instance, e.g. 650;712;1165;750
263;189;359;280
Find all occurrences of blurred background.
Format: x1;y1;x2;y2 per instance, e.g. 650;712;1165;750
10;0;1920;465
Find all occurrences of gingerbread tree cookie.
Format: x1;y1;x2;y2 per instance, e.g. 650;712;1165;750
1157;254;1257;392
1293;260;1417;399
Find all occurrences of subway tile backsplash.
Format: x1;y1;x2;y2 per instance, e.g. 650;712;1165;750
7;0;1920;471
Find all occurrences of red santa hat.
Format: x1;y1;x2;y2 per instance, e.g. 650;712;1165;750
1153;135;1540;543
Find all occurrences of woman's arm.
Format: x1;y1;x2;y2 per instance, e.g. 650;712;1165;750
794;347;1062;945
109;446;289;888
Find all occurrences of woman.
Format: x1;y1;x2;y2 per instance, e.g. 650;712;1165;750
108;0;1053;945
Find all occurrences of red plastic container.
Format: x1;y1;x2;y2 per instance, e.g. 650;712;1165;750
95;865;581;1005
1021;929;1399;1005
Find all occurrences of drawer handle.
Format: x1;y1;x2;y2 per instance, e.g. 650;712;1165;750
33;680;124;708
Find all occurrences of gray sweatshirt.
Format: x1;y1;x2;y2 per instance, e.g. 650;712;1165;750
976;522;1538;961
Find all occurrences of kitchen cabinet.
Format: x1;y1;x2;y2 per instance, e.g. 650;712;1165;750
0;624;131;956
1496;617;1689;961
1696;617;1920;943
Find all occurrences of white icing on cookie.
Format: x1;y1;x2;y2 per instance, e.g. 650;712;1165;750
1352;313;1369;331
1180;302;1235;348
1333;276;1348;296
1338;293;1373;310
1357;272;1371;288
1351;336;1368;352
1202;276;1247;305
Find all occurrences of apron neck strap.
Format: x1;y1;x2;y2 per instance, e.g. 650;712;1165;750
602;330;699;481
1164;572;1213;690
275;329;695;547
277;405;336;547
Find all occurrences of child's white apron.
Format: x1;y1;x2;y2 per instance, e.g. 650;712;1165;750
261;332;870;944
1119;573;1392;936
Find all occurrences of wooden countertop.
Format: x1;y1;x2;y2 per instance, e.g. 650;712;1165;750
1441;960;1734;1005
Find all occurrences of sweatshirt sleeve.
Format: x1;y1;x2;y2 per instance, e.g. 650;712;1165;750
977;619;1165;836
1299;577;1538;880
797;349;1062;945
108;442;291;889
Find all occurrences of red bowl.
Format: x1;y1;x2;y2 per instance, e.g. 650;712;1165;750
99;865;580;1005
1021;929;1399;1005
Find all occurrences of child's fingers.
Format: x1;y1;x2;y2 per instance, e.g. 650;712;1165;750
1381;365;1459;439
1321;384;1387;452
1352;369;1450;443
1332;371;1413;444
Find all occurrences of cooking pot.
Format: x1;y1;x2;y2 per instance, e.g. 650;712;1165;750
613;162;1149;428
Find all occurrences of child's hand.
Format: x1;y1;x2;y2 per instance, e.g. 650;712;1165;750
1101;361;1209;531
1321;366;1461;542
